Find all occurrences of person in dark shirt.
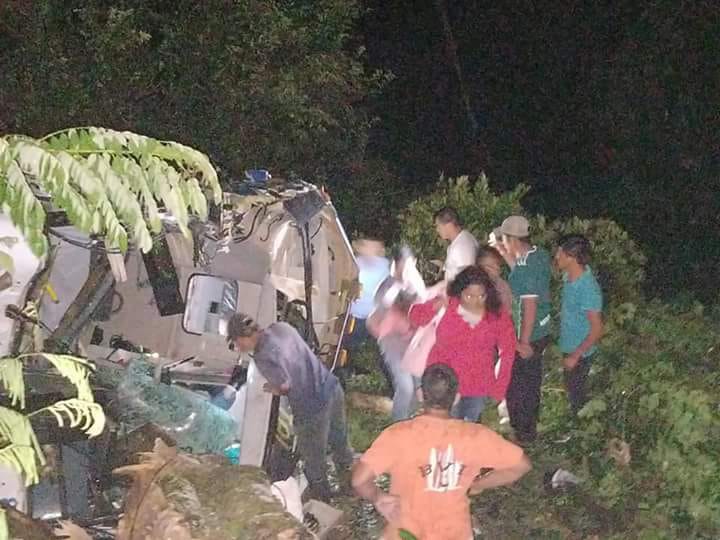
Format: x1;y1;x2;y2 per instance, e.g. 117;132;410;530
227;314;354;501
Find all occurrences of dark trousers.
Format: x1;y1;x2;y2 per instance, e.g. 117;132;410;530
564;355;593;415
506;336;550;442
293;384;354;501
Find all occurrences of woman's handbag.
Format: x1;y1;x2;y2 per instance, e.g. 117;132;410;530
400;306;446;377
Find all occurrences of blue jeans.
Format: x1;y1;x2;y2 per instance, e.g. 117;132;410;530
379;337;417;421
451;396;487;423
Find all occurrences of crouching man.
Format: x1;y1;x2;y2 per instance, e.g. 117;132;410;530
352;364;531;540
227;313;354;502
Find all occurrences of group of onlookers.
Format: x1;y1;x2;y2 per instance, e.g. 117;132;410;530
349;207;604;538
224;207;604;539
356;207;603;441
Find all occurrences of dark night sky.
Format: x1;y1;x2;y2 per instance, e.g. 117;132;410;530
360;0;720;299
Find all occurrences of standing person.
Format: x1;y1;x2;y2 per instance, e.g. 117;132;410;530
409;266;516;422
348;238;391;350
367;253;418;421
352;364;531;540
433;207;479;284
555;235;604;414
476;244;513;426
498;215;552;445
227;314;354;502
476;245;512;314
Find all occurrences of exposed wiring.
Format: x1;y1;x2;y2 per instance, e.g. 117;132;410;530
48;228;166;254
310;217;323;239
4;304;53;333
47;228;121;254
260;213;285;242
233;205;267;243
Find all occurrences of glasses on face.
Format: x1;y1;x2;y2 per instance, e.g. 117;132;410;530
463;292;486;301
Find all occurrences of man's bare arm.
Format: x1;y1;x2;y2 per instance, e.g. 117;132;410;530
352;461;401;522
468;454;532;495
564;310;604;368
574;310;603;357
352;461;382;502
519;296;537;344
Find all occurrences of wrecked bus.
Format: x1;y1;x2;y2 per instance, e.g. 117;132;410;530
0;173;358;519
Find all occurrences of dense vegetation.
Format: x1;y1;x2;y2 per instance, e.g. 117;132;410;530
1;2;719;537
362;1;720;301
0;0;384;182
3;2;717;300
357;177;719;538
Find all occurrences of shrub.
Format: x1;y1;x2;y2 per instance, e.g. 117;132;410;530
398;174;646;306
398;174;527;280
562;301;720;535
532;215;647;306
398;174;720;536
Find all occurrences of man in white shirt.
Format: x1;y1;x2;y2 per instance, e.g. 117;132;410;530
434;207;479;283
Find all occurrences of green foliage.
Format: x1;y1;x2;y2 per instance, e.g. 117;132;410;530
0;407;42;484
0;127;221;258
0;354;105;489
398;174;646;305
347;402;390;453
398;174;527;279
0;357;24;408
530;216;647;306
0;0;383;180
542;301;720;536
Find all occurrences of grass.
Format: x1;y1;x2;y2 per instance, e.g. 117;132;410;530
347;404;391;452
339;368;635;540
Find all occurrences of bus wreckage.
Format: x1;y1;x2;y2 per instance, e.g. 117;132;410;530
0;172;359;537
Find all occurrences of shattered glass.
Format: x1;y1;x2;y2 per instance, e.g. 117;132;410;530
96;358;237;454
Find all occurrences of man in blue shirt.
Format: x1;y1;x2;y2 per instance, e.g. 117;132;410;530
227;314;354;501
348;239;391;348
555;235;604;415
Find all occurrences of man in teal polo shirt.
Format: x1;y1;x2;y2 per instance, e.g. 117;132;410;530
497;215;552;444
555;235;604;414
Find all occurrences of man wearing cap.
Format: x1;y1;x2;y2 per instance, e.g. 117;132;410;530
226;313;354;501
498;216;552;444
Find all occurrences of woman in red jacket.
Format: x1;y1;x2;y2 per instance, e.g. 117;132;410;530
409;266;517;422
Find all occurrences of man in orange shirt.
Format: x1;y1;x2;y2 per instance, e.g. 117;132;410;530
352;364;531;540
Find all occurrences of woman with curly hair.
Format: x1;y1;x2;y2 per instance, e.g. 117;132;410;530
408;266;517;422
